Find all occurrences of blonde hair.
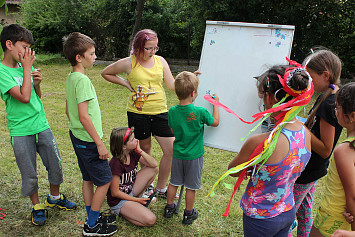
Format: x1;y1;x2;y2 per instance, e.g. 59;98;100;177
304;48;342;128
174;71;199;100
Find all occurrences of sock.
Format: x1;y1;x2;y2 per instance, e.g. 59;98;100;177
87;209;100;228
157;187;167;193
184;209;193;216
50;194;61;200
166;203;174;208
85;205;91;217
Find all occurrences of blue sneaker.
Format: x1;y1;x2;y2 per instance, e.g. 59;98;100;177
45;194;77;210
31;204;48;226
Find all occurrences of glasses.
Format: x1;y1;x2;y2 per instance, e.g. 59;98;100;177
144;46;159;52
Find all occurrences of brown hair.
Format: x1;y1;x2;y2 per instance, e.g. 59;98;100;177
1;24;34;52
110;127;135;164
336;82;355;149
63;32;95;66
174;71;199;100
304;48;342;128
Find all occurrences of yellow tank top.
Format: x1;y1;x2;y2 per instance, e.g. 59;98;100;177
127;55;167;115
320;137;355;216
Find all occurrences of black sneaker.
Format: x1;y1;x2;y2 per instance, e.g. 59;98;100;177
97;212;116;224
163;203;176;218
83;222;118;236
182;208;198;225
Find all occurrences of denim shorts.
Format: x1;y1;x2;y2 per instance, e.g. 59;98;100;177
110;191;133;216
169;156;203;190
127;112;174;140
69;130;112;186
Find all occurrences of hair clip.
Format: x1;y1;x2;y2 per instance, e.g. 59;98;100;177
266;76;270;88
144;34;150;40
329;84;335;90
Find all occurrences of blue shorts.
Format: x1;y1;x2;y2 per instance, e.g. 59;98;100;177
69;131;112;186
243;207;296;237
169;156;203;190
127;112;174;140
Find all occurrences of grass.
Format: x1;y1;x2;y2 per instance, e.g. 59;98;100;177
0;55;345;236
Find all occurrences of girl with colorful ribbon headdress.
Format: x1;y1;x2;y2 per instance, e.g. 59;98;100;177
291;48;343;237
206;60;314;237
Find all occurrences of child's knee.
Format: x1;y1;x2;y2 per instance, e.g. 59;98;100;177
144;213;156;227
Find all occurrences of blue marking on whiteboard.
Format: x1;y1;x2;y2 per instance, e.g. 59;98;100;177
276;41;281;47
210;40;215;45
275;29;286;40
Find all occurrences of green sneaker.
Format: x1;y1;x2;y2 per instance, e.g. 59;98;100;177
45;194;77;210
31;204;48;226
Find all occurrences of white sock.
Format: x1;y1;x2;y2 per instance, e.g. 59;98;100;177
157;187;167;193
50;194;61;200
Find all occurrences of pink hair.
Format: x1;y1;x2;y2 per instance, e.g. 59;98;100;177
130;29;158;57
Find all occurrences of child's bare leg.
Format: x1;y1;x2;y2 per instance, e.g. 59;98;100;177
154;136;174;190
133;166;159;197
185;188;196;210
82;180;94;206
120;201;156;227
49;183;60;196
30;191;40;205
167;184;178;205
91;182;111;212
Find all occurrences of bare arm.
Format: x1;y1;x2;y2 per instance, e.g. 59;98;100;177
310;118;336;158
101;57;134;92
78;101;109;160
8;47;36;103
110;175;149;205
228;133;267;177
65;100;69;120
211;94;219;127
135;141;158;168
335;144;355;230
159;56;175;91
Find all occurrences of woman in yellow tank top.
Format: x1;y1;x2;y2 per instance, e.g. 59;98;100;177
102;29;176;197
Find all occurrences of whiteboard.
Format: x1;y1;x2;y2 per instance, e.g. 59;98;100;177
195;21;295;152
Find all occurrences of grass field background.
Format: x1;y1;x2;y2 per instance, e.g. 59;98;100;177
0;54;341;236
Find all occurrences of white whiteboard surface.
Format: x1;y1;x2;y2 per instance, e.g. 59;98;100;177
195;21;295;152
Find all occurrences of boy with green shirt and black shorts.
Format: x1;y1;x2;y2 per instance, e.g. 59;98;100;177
63;32;117;236
163;71;220;224
0;24;76;226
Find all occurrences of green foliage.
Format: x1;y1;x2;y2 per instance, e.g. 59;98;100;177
20;0;354;77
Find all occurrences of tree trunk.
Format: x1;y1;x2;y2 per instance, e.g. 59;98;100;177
128;0;145;55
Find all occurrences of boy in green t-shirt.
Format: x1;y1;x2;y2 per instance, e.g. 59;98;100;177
163;71;219;224
63;32;117;236
0;24;76;226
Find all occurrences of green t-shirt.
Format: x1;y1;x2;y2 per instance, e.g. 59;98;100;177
168;104;215;160
65;72;103;142
0;63;49;136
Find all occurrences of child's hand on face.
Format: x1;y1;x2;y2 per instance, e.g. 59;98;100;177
212;93;219;102
31;69;42;86
19;47;35;70
135;140;143;154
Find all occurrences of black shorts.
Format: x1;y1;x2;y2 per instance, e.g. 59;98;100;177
127;111;174;140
